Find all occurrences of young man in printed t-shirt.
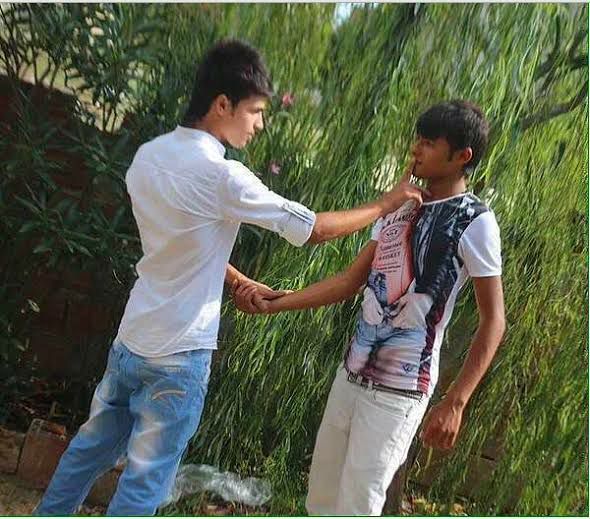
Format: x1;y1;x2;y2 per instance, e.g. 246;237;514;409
235;100;506;516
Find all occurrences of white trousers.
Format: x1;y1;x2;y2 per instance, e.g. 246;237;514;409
306;367;429;516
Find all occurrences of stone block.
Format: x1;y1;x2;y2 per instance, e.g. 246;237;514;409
0;426;25;474
17;419;69;489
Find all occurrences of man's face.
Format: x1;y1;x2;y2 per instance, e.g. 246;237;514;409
410;135;467;179
219;95;267;149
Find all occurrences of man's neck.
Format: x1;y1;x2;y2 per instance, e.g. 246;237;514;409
192;118;224;144
425;173;467;201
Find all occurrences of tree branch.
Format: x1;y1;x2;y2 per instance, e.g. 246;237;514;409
534;16;561;81
568;54;588;72
520;80;588;131
568;27;587;62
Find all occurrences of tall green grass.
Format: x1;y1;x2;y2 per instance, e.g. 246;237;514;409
184;4;588;515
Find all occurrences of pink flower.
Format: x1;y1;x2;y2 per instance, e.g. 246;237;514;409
269;161;281;175
281;92;295;109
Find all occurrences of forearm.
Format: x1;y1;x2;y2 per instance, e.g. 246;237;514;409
444;317;505;409
268;272;359;313
309;201;387;243
225;264;249;285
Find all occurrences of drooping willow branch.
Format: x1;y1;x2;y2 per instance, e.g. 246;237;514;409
520;80;588;131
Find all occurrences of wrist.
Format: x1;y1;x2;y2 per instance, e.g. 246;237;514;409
444;391;468;411
226;267;249;286
377;193;401;217
376;197;391;217
234;273;252;287
267;299;280;314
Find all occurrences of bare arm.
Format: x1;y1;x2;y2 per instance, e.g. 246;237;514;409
421;276;506;450
307;163;428;244
225;263;250;285
444;276;506;408
225;264;287;312
309;202;393;244
234;241;377;313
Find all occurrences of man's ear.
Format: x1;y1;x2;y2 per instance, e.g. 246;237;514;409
458;147;473;168
212;94;232;117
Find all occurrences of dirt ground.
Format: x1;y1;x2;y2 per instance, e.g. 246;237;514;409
0;473;105;515
0;473;257;516
0;471;466;516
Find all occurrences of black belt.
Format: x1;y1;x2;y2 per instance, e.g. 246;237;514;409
346;370;423;400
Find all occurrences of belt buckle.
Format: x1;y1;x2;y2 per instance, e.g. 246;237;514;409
349;371;373;391
348;371;360;383
356;373;373;391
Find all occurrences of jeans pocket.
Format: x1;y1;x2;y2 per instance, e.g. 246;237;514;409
146;373;193;421
372;390;417;419
140;350;212;421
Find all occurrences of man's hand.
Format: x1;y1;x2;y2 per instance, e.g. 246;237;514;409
378;161;430;216
420;399;464;450
231;280;287;314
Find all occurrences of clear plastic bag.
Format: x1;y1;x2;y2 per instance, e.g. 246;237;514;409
163;464;272;507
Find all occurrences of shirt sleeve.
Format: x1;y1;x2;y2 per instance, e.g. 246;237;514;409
458;211;502;277
370;218;383;241
218;161;316;247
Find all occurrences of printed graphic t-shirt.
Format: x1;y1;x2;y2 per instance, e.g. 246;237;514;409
344;193;502;396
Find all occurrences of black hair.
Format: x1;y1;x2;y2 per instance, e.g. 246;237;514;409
416;100;490;174
182;39;274;125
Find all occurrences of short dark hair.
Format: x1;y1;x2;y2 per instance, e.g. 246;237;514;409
416;100;490;174
182;39;274;125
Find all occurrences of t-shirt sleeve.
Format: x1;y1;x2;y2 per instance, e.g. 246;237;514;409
218;161;316;247
458;211;502;277
370;218;383;241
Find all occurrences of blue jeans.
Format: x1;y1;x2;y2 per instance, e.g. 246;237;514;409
35;341;212;516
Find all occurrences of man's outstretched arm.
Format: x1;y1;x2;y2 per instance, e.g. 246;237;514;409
420;275;506;450
307;166;427;244
221;159;427;248
233;241;377;313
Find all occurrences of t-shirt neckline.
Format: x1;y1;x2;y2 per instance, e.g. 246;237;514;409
422;192;471;205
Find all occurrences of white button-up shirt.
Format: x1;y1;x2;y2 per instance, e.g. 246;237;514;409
116;126;316;357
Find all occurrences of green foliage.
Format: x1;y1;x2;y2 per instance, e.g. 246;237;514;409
0;2;587;515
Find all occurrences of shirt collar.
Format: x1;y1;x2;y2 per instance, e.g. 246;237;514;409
175;125;226;157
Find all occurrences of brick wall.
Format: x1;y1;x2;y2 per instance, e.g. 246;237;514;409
1;75;126;383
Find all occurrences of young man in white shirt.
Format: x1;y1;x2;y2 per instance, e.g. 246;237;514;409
34;40;427;515
236;100;506;516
